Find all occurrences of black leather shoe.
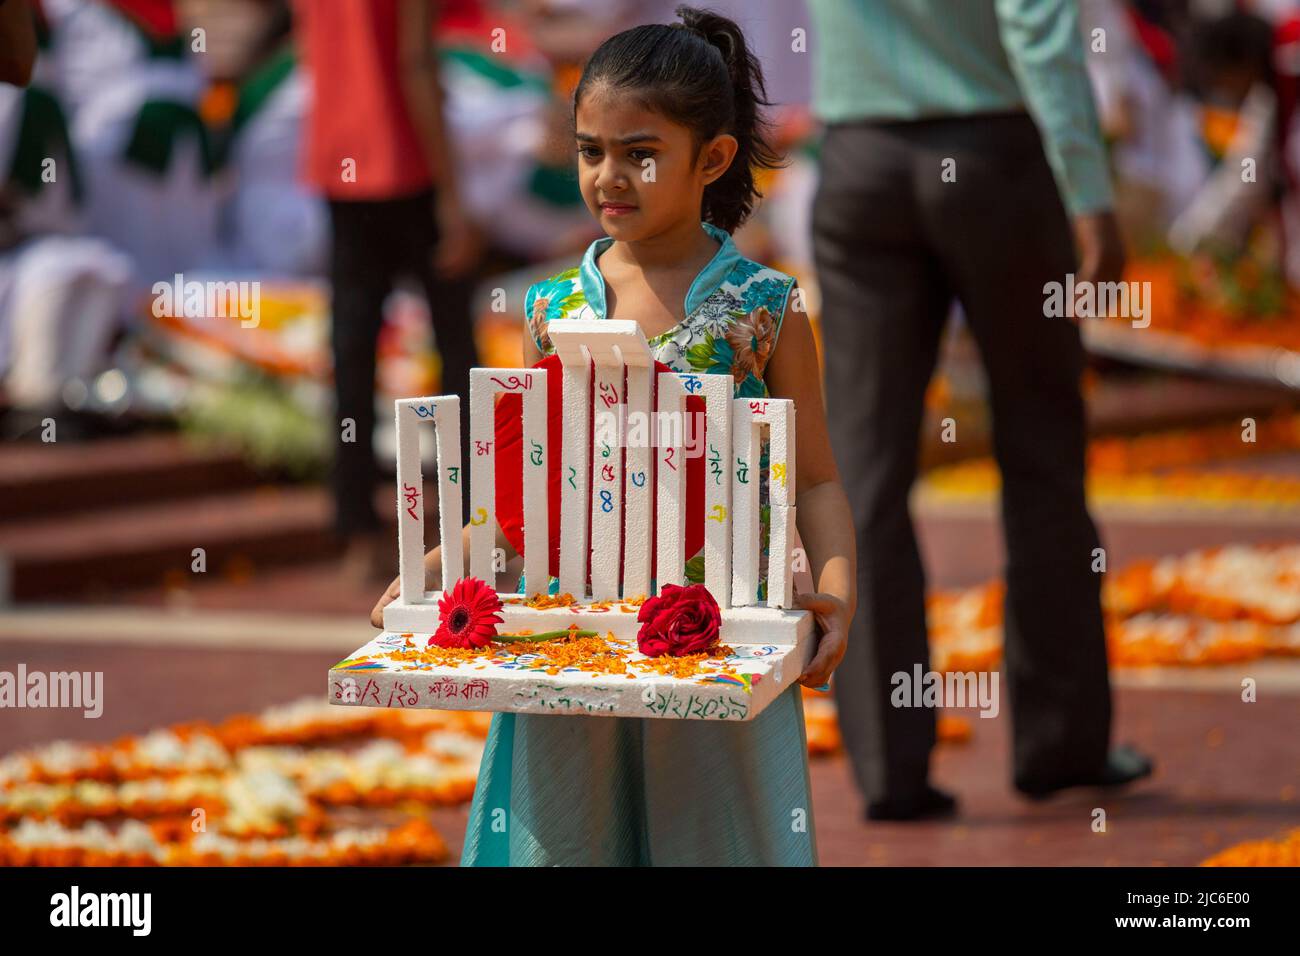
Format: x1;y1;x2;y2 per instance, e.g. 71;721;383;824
1016;744;1154;801
866;785;959;822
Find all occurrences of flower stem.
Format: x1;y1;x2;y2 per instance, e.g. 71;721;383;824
498;629;600;643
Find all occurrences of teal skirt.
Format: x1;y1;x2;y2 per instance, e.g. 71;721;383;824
459;682;817;866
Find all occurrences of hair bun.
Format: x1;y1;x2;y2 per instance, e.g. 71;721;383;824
676;6;740;67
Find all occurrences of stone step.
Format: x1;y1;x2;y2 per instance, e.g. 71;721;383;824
0;484;425;603
0;485;328;602
0;433;263;522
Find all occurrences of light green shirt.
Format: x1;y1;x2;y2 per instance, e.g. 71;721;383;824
807;0;1113;215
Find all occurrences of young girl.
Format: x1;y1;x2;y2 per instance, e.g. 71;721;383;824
372;6;856;866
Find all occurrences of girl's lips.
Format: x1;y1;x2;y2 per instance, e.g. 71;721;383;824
600;202;637;216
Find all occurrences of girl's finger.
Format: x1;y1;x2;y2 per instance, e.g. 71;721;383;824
800;625;846;683
799;641;835;684
797;668;831;690
795;593;847;622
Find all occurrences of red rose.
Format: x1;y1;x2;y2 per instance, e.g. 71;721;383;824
429;577;503;649
635;583;722;657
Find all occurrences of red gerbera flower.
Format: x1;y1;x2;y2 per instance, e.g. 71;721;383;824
429;577;503;649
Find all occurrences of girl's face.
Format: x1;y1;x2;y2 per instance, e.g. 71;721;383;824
575;87;737;242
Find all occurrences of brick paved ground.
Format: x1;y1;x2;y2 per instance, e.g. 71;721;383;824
0;635;1294;865
2;502;1296;866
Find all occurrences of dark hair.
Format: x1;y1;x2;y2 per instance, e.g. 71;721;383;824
1191;12;1276;91
573;5;781;234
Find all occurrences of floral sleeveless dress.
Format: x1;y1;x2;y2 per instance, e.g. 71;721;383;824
459;222;816;866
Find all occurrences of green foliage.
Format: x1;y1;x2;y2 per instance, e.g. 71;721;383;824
684;552;706;584
178;371;329;479
685;336;717;371
1176;243;1289;321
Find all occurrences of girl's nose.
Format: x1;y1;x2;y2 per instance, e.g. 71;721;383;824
595;159;627;194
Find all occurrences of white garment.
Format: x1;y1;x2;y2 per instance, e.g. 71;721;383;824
40;0;162;119
219;69;327;276
77;132;219;294
1169;83;1278;254
440;55;569;257
1079;0;1210;226
0;84;82;238
42;0;218;292
0;235;132;408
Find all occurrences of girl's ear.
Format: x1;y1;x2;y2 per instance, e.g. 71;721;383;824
699;133;739;186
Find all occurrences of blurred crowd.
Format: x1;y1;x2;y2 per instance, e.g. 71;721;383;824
1087;0;1300;274
0;0;1298;442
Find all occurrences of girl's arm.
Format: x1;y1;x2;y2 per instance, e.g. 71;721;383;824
762;293;857;686
370;521;520;628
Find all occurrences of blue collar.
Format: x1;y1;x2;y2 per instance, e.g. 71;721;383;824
578;221;740;320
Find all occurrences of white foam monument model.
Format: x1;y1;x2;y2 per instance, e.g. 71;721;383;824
329;320;814;721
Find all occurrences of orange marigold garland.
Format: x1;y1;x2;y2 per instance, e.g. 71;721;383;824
1201;828;1300;867
0;699;487;866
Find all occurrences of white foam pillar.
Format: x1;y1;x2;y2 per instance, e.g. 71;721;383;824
551;338;592;599
468;368;548;595
589;355;623;601
520;373;549;597
763;400;795;608
657;372;733;603
655;374;688;591
731;397;797;609
394;395;462;604
622;360;653;599
546;320;652;602
730;399;762;606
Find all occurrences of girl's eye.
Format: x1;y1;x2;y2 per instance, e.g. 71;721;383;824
578;146;601;159
629;149;655;162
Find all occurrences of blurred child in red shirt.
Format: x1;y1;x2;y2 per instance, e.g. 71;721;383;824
297;0;478;581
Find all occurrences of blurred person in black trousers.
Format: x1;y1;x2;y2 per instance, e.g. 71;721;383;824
297;0;478;584
807;0;1154;821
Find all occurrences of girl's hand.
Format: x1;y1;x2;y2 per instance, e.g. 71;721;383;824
376;537;455;628
795;592;850;688
370;575;402;629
